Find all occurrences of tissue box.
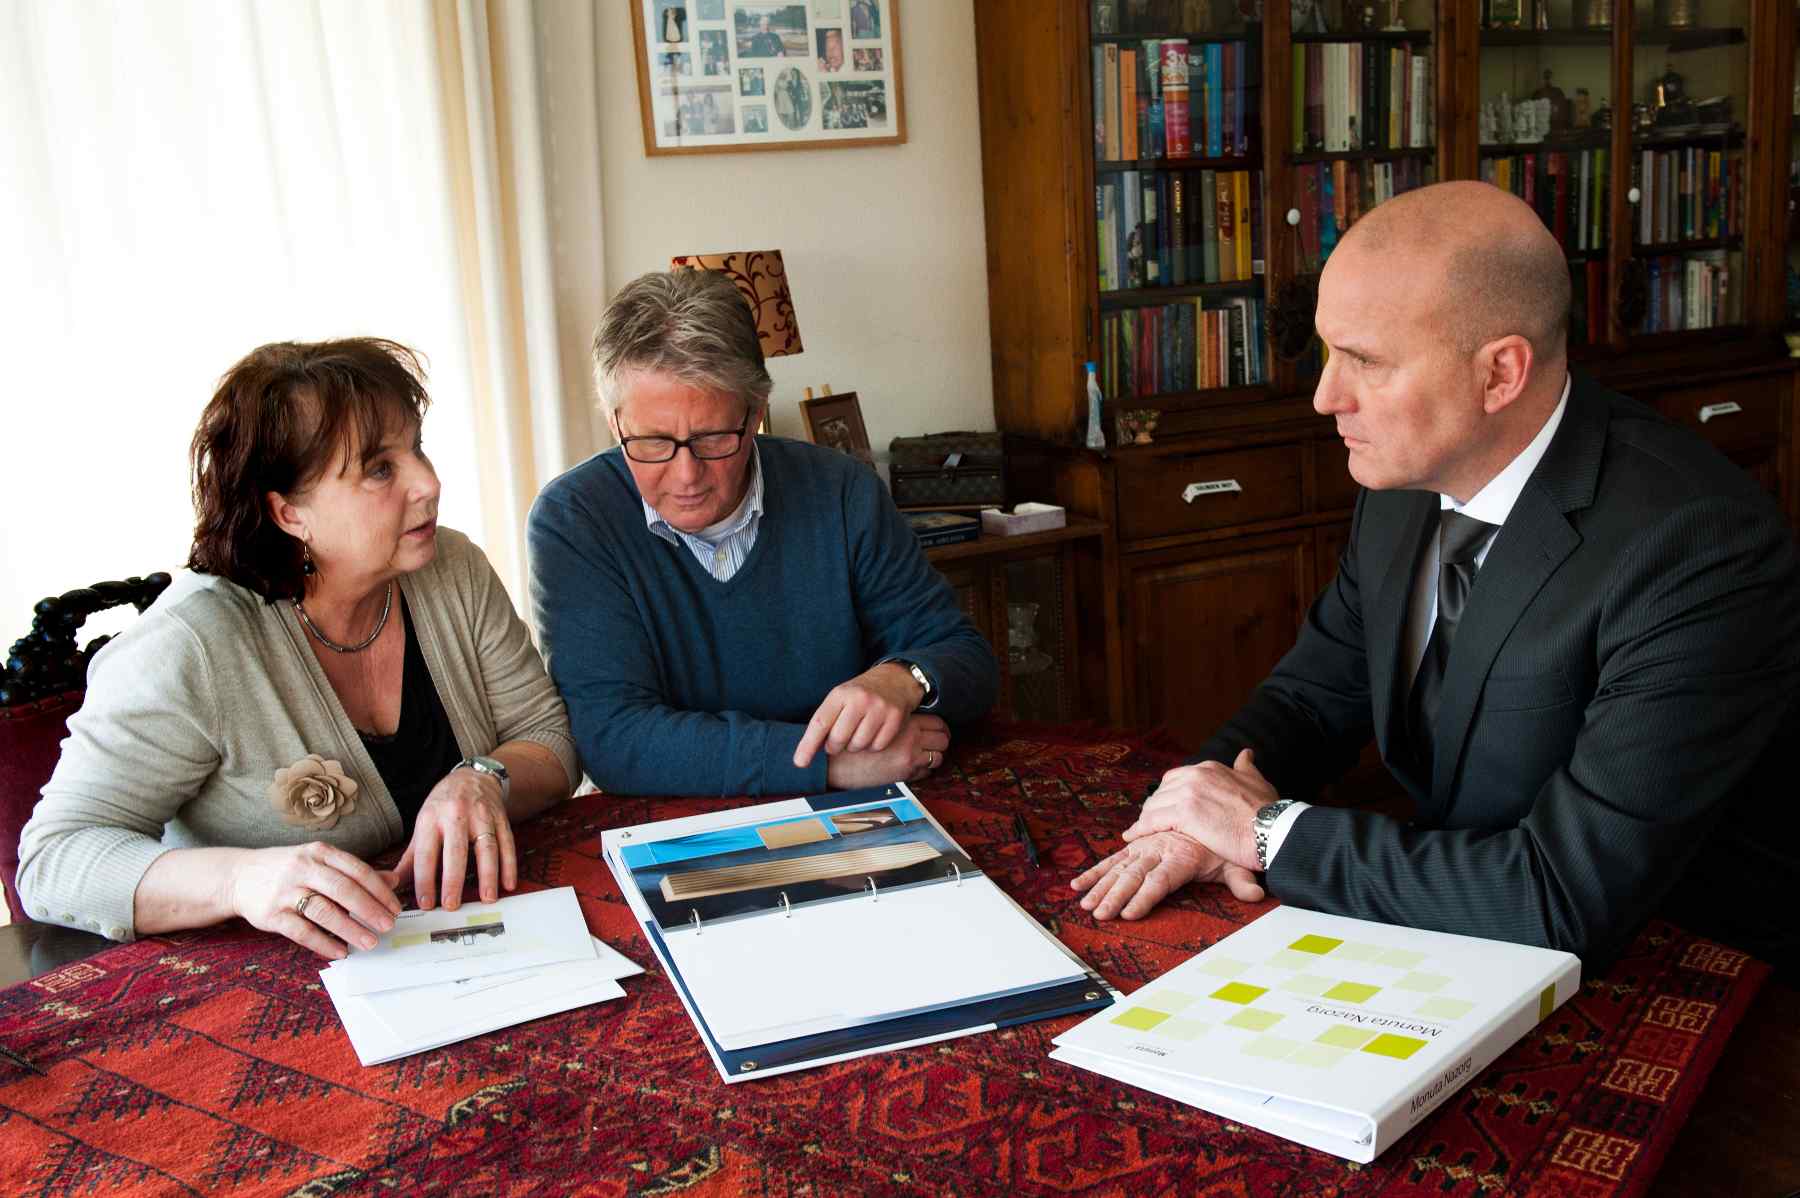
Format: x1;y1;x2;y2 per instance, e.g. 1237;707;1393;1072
980;503;1067;537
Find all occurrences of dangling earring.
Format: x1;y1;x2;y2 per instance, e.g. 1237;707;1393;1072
301;542;316;576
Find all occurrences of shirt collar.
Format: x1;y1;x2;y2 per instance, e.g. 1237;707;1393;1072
1442;372;1571;525
642;440;764;545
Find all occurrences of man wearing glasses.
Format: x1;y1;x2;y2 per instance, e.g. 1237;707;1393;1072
527;268;998;797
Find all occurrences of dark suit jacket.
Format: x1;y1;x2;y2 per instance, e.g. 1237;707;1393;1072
1195;374;1800;967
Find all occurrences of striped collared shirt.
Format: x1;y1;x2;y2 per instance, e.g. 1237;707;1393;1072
641;443;765;581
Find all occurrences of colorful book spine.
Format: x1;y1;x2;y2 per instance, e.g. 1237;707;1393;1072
1200;168;1219;282
1102;44;1120;161
1170;172;1188;286
1215;170;1235;282
1120;49;1138;161
1162;41;1190;158
1205;43;1224;158
1233;170;1252;282
1143;40;1164;157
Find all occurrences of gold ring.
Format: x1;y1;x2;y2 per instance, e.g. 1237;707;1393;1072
295;891;320;919
474;831;498;844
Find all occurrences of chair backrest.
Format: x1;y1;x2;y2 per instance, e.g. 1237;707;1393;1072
0;573;171;923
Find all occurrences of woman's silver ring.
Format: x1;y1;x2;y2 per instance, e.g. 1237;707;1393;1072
927;750;941;769
295;891;320;920
474;831;498;845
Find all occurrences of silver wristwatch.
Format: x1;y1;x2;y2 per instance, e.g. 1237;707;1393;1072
456;755;510;805
1252;798;1298;871
896;659;934;705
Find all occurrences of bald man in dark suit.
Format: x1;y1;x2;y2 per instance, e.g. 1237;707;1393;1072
1072;181;1800;973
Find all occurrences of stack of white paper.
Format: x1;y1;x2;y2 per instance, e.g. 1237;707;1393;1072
318;886;642;1065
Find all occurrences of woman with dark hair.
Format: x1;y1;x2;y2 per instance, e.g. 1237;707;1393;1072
18;339;577;959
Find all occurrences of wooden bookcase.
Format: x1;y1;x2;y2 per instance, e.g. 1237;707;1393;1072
973;0;1799;746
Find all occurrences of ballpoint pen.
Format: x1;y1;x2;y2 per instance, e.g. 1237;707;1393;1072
1014;813;1040;868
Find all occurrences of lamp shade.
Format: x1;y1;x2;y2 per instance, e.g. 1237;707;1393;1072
670;249;803;359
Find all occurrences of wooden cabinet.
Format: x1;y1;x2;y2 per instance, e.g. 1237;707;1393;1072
973;0;1800;748
925;517;1125;725
1123;532;1312;746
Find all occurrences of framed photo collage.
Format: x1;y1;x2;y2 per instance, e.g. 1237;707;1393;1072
631;0;905;154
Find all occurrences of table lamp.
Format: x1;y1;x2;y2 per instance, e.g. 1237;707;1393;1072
670;250;803;434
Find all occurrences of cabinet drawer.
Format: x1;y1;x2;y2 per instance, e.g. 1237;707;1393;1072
1651;377;1780;454
1117;445;1305;542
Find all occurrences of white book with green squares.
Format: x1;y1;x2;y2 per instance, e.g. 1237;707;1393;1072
1050;906;1580;1162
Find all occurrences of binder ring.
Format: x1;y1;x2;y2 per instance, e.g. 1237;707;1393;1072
865;876;879;902
689;909;703;935
950;862;962;886
779;891;791;918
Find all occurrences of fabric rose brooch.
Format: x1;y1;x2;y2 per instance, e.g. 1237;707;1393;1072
269;754;360;830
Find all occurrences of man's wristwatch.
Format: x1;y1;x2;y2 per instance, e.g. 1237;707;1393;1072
1252;798;1298;871
894;660;934;706
455;755;510;805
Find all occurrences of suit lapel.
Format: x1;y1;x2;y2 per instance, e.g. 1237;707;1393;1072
1429;375;1607;808
1365;490;1436;766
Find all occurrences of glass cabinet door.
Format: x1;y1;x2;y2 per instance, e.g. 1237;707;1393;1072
1268;0;1440;388
1624;0;1749;338
1089;0;1270;427
1476;2;1620;353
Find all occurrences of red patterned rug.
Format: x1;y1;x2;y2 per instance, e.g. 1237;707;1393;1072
0;723;1767;1196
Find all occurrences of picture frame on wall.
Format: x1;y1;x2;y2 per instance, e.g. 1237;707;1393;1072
630;0;905;155
798;392;874;468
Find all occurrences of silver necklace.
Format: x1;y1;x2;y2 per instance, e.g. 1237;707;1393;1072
295;582;394;653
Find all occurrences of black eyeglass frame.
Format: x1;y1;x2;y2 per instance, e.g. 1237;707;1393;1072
617;409;755;464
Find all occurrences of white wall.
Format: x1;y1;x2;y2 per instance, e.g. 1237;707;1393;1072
586;0;996;459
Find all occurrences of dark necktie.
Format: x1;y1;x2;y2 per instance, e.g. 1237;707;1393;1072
1407;510;1497;770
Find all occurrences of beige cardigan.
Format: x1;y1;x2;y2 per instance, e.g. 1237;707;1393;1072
17;527;578;940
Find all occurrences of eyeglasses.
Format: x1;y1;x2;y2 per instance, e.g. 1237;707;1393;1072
618;410;754;463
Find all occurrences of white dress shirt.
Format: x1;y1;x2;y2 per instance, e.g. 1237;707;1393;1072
642;443;765;581
1262;374;1571;868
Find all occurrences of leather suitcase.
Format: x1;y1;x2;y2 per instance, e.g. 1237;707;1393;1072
888;432;1005;507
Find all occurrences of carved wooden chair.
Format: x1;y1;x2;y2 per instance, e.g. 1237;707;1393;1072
0;574;171;923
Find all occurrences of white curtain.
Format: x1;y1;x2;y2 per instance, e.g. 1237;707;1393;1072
0;0;601;631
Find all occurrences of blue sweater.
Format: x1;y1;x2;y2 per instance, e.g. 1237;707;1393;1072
527;437;999;796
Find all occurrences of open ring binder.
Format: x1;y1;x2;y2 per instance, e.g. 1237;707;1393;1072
604;784;1113;1078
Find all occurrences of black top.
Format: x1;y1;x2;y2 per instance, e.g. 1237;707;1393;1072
358;595;461;836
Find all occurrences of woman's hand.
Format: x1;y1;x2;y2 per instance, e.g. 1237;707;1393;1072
394;766;517;910
227;842;402;960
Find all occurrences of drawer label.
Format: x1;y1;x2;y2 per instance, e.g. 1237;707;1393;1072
1697;402;1742;424
1182;479;1244;502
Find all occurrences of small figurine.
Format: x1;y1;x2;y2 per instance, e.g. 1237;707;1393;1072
1574;87;1592;128
1532;69;1572;131
1291;0;1329;34
1383;0;1406;30
1116;409;1160;446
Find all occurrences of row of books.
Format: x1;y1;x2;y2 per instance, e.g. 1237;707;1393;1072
1092;40;1257;162
1290;42;1432;154
1633;148;1742;246
1294;157;1435;272
1090;0;1213;35
1098;297;1267;400
1568;259;1608;348
1637;252;1738;333
1479;150;1610;256
1097;169;1263;291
